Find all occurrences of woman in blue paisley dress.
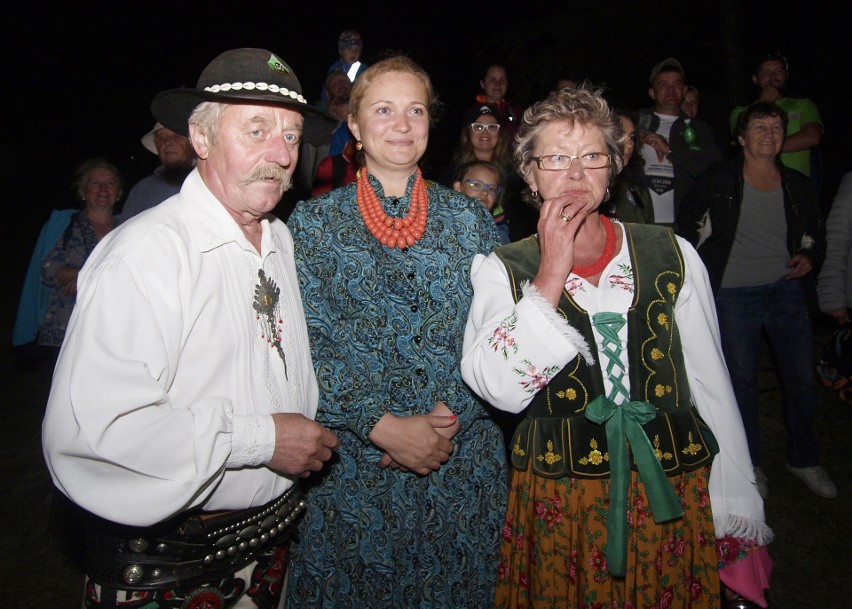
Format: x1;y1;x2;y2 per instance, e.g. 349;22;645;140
39;159;121;354
285;56;508;608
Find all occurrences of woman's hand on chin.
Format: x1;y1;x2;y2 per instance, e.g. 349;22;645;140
532;195;587;305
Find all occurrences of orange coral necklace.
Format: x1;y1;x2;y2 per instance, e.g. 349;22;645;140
356;168;428;249
573;215;616;278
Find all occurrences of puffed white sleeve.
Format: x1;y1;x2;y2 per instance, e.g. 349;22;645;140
42;251;276;527
675;237;773;544
461;252;594;414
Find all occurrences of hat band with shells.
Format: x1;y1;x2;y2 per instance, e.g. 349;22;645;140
203;82;307;105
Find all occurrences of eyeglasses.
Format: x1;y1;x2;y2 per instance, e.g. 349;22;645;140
470;122;501;134
463;179;502;196
531;153;611;171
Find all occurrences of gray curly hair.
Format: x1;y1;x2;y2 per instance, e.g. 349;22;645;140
514;85;624;189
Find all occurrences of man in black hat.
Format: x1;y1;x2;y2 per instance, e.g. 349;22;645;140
43;48;340;608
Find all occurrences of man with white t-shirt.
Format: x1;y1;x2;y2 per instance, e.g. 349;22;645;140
637;57;722;225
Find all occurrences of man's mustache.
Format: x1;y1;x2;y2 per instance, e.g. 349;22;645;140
240;165;292;190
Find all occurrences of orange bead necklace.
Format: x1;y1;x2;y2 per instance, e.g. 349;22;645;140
356;168;428;249
572;215;617;278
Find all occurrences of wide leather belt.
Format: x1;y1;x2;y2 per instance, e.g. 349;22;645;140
84;485;305;591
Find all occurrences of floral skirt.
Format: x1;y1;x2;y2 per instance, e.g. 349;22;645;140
495;466;720;609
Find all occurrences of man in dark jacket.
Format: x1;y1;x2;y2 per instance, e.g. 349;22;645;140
678;101;835;500
637;57;722;225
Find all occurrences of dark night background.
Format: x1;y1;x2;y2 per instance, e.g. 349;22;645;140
2;0;850;325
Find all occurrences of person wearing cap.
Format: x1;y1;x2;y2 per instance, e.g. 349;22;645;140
438;103;512;185
636;57;721;226
42;48;340;608
469;64;525;140
442;104;533;241
324;29;368;92
120;122;195;222
728;53;823;179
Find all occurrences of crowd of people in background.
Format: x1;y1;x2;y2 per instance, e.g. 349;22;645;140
13;30;849;609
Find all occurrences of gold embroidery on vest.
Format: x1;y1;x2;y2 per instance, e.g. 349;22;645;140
556;388;577;400
577;437;608;466
537;439;563;466
653;435;674;462
546;355;587;416
681;431;703;456
512;433;527;457
643;269;683;405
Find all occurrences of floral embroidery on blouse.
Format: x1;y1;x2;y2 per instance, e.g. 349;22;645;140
253;268;287;378
489;312;518;360
513;358;560;393
608;263;634;292
565;277;585;296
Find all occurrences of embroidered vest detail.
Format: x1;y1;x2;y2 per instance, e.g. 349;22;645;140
493;224;719;479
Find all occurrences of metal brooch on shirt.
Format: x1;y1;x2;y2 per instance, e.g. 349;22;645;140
253;269;287;378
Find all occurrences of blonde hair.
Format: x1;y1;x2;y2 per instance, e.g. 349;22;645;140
348;55;441;124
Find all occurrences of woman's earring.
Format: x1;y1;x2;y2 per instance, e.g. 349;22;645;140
355;141;363;151
604;188;611;202
531;190;539;200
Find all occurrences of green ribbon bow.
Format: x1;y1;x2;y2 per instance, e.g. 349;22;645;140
585;395;684;577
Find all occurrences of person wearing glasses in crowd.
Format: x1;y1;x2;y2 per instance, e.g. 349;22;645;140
443;103;534;241
470;63;525;139
441;104;513;181
461;86;772;608
453;160;510;244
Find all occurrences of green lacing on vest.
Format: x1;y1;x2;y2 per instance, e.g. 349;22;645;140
493;224;719;480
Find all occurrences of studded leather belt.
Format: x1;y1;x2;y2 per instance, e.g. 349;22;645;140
84;485;305;591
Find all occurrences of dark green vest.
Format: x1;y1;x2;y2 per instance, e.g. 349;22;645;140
494;223;718;479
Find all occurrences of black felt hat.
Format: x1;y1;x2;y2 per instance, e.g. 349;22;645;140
152;48;335;142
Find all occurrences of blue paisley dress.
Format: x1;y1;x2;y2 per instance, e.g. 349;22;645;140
285;172;508;608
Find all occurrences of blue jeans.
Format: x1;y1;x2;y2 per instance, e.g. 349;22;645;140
716;278;819;467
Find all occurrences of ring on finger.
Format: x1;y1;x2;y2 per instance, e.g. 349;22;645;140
560;213;572;223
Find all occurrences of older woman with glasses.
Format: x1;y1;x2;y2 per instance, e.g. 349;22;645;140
462;86;772;608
